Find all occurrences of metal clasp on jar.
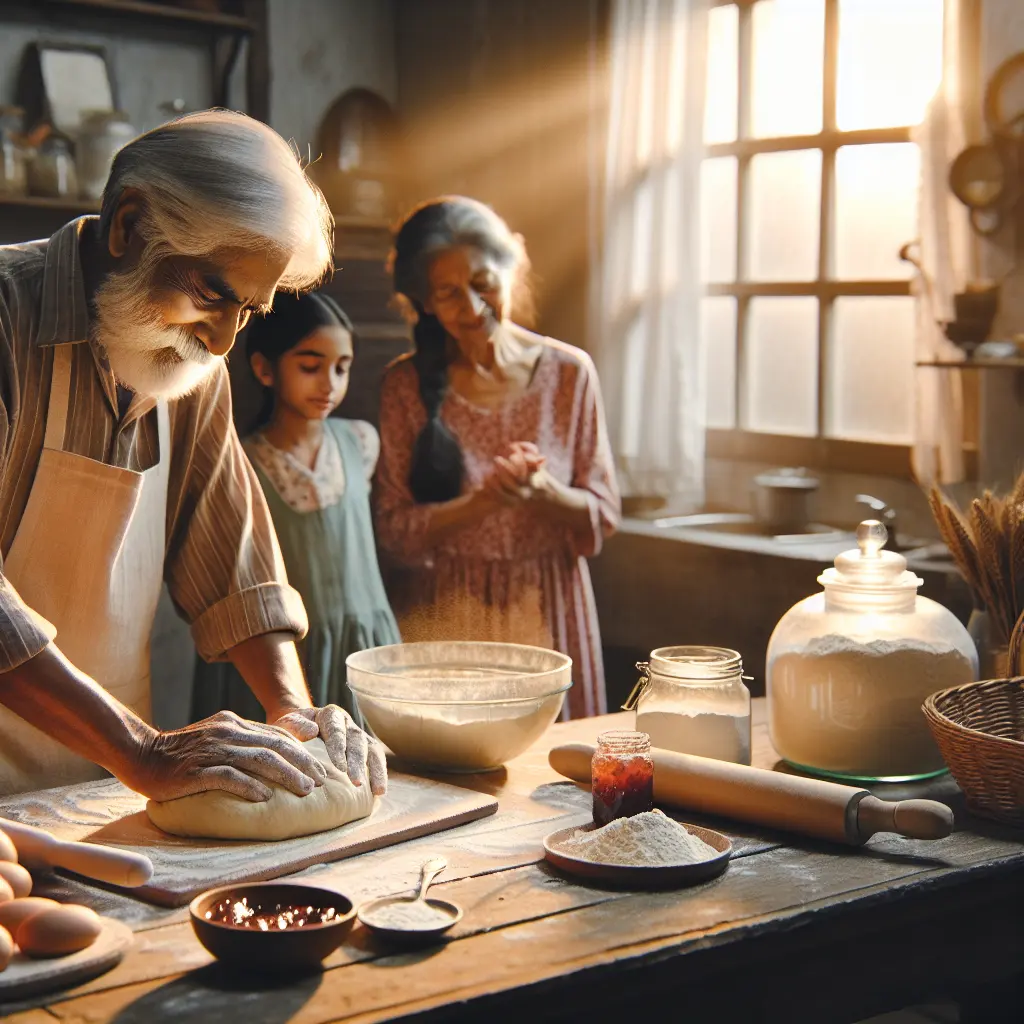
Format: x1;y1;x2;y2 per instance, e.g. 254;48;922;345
621;661;651;712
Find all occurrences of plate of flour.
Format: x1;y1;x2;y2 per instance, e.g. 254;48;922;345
543;810;731;888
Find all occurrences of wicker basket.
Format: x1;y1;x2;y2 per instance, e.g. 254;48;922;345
923;677;1024;825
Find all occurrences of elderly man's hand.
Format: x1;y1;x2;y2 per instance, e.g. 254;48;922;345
132;711;330;803
273;705;388;796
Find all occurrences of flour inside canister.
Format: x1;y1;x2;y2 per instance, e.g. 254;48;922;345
768;635;975;778
560;811;720;867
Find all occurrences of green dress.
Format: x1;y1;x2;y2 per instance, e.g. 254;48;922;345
191;419;400;725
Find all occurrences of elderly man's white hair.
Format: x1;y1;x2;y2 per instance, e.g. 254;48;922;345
99;109;333;289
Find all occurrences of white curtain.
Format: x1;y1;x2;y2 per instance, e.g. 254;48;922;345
910;0;979;485
590;0;709;504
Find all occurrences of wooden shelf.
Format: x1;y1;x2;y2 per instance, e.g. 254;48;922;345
917;358;1024;370
0;194;99;214
8;0;255;32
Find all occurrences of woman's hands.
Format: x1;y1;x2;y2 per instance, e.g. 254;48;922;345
488;442;546;503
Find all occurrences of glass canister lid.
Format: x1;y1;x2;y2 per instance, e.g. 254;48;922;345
818;520;922;604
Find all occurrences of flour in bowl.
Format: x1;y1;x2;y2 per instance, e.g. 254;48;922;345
560;811;720;867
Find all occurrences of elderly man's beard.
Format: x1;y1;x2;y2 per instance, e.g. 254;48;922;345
91;259;220;401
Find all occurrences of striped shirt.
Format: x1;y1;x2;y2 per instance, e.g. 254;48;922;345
0;217;307;672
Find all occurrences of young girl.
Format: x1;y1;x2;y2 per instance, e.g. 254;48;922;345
191;290;400;725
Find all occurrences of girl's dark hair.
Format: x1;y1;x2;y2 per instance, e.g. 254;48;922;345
245;289;355;432
390;196;529;504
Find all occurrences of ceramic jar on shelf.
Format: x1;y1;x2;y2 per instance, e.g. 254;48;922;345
76;111;135;203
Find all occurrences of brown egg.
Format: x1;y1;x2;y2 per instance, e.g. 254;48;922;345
16;904;102;958
0;829;15;864
0;862;31;899
0;897;60;935
0;924;12;972
0;878;13;905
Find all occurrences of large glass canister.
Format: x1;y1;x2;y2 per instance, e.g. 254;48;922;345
766;521;978;782
628;646;752;765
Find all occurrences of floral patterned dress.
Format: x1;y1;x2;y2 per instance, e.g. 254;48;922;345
374;337;620;719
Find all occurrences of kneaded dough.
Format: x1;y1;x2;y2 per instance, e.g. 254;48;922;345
145;739;375;841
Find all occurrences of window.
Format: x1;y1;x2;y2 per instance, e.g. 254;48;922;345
700;0;945;474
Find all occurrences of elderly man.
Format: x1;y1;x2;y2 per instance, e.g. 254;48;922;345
0;110;386;802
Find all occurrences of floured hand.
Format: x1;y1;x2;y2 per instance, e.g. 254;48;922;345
273;704;388;796
132;711;329;803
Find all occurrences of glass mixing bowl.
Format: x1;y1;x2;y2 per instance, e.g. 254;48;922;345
346;642;573;772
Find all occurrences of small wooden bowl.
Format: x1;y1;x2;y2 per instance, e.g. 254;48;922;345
189;882;356;972
543;821;732;889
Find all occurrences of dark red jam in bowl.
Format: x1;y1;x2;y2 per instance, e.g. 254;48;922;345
204;896;341;931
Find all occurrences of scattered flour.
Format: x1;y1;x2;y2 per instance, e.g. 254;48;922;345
560;811;720;867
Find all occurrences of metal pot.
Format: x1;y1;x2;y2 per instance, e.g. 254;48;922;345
750;468;819;535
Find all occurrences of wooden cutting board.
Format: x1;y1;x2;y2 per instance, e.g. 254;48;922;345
0;772;498;908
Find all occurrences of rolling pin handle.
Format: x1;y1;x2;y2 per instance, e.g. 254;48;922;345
856;796;954;841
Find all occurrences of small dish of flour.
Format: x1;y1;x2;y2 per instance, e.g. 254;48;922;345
543;810;732;888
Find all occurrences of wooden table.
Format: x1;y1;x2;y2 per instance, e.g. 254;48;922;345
4;701;1024;1024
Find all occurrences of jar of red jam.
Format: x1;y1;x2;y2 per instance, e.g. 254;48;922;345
591;730;654;826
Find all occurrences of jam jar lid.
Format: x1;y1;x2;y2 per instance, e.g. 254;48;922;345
818;520;923;596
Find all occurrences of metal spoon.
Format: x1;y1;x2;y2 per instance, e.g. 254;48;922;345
356;856;463;944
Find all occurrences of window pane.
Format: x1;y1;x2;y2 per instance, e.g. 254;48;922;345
828;297;914;443
749;150;821;281
704;4;738;145
702;297;737;429
700;157;737;284
751;0;825;138
834;144;919;280
837;0;944;131
745;297;818;436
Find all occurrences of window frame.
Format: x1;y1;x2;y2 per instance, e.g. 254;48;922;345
704;0;973;478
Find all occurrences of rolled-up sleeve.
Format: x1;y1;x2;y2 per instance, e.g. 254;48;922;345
164;362;307;662
0;293;57;672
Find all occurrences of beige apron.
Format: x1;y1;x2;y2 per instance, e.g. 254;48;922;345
0;344;170;796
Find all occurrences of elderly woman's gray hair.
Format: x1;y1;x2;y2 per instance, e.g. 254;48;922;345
99;109;333;289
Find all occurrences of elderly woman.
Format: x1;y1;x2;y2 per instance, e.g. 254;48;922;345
374;197;620;718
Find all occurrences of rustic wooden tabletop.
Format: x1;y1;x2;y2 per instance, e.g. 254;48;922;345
3;700;1024;1024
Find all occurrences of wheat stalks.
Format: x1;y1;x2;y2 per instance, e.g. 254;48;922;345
930;489;986;606
971;498;1015;642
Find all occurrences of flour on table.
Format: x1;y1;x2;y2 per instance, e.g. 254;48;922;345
145;739;375;841
560;811;719;867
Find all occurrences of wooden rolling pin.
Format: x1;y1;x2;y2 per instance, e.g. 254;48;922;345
549;743;954;845
0;818;153;887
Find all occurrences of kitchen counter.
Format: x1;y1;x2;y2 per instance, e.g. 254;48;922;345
3;703;1024;1022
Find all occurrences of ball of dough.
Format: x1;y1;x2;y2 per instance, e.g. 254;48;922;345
145;739;375;841
0;862;31;899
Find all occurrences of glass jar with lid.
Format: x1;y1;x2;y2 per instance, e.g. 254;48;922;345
766;520;977;782
0;106;28;197
27;133;77;199
76;111;135;202
627;646;752;765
